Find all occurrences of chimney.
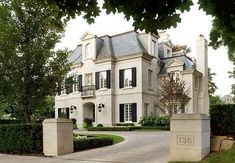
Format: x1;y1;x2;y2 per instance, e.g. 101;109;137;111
196;34;209;114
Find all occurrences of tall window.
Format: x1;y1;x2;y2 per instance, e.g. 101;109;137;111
61;80;66;95
148;69;152;88
85;73;92;86
99;71;107;88
171;71;180;81
151;40;156;55
73;75;79;92
180;104;185;114
144;103;149;116
173;104;178;114
124;69;132;87
85;43;91;59
124;104;132;122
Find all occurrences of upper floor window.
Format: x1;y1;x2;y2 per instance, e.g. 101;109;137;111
148;69;152;88
171;71;180;81
99;71;107;89
151;40;156;56
119;68;136;88
73;75;79;92
85;43;92;59
167;49;171;57
61;80;66;95
124;69;132;87
85;73;93;86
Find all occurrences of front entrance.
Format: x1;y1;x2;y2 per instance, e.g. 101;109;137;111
83;102;95;122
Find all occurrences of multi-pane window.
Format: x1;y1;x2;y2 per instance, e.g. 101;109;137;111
124;104;132;122
148;70;152;88
99;71;107;89
173;104;178;114
73;75;79;92
181;104;185;114
85;73;92;86
124;69;132;87
85;43;92;59
61;80;66;95
144;103;149;116
171;71;180;81
151;40;156;56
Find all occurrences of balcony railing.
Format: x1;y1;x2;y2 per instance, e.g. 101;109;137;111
81;85;95;97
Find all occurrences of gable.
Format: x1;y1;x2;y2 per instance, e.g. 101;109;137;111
165;58;184;68
80;32;96;41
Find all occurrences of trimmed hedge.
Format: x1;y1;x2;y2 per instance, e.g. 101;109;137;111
210;104;235;136
0;119;22;124
140;126;170;131
115;123;134;127
87;126;141;131
139;115;170;127
74;136;113;151
0;124;42;153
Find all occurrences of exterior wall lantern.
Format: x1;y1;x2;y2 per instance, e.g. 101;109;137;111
70;105;76;114
98;103;104;112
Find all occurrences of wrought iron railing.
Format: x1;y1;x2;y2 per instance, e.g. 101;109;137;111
81;85;95;97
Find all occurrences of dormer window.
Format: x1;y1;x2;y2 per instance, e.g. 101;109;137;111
85;43;92;59
151;40;156;56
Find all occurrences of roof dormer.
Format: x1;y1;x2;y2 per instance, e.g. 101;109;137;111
81;32;97;61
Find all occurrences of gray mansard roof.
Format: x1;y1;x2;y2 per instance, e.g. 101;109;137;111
159;55;195;74
67;31;147;64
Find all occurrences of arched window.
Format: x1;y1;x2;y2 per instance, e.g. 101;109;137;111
85;43;91;59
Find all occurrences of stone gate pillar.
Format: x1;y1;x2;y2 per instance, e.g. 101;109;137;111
43;118;73;156
170;114;210;162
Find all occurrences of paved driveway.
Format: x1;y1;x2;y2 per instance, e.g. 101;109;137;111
0;131;170;163
59;131;170;163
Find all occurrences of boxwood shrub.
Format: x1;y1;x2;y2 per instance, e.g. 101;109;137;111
0;119;22;124
0;123;42;153
139;115;170;127
210;104;235;136
87;126;141;131
115;123;134;127
73;136;113;151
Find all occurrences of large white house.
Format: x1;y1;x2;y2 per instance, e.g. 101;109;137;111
55;31;209;127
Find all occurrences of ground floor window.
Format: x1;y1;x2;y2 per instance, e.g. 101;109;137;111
144;103;149;116
120;103;137;122
58;108;69;119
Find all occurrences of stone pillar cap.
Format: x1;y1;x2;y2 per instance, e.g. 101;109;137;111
43;118;73;123
171;114;210;120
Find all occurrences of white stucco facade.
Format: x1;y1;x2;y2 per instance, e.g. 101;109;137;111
55;31;209;127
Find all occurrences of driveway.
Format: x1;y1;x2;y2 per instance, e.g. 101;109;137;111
59;131;170;163
0;131;170;163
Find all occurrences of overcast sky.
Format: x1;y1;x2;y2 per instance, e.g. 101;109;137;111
56;1;234;97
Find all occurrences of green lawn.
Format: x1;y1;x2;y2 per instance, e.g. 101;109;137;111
202;145;235;163
171;145;235;163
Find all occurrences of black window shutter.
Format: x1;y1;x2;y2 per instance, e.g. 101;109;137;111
78;75;82;92
132;67;137;87
132;103;137;122
119;104;124;122
107;70;111;89
119;69;124;88
95;72;100;90
58;108;61;117
66;108;70;119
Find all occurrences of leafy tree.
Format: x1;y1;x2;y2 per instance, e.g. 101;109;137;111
160;73;191;117
208;68;217;97
0;0;70;122
198;0;235;60
39;0;193;34
209;95;224;105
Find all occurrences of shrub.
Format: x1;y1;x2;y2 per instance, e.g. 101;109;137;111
87;126;140;131
73;136;113;151
83;117;93;128
0;119;22;124
115;123;134;127
71;118;78;129
97;124;103;127
0;123;42;153
210;104;235;136
138;115;170;126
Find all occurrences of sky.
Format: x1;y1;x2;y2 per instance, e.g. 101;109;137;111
56;1;234;97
